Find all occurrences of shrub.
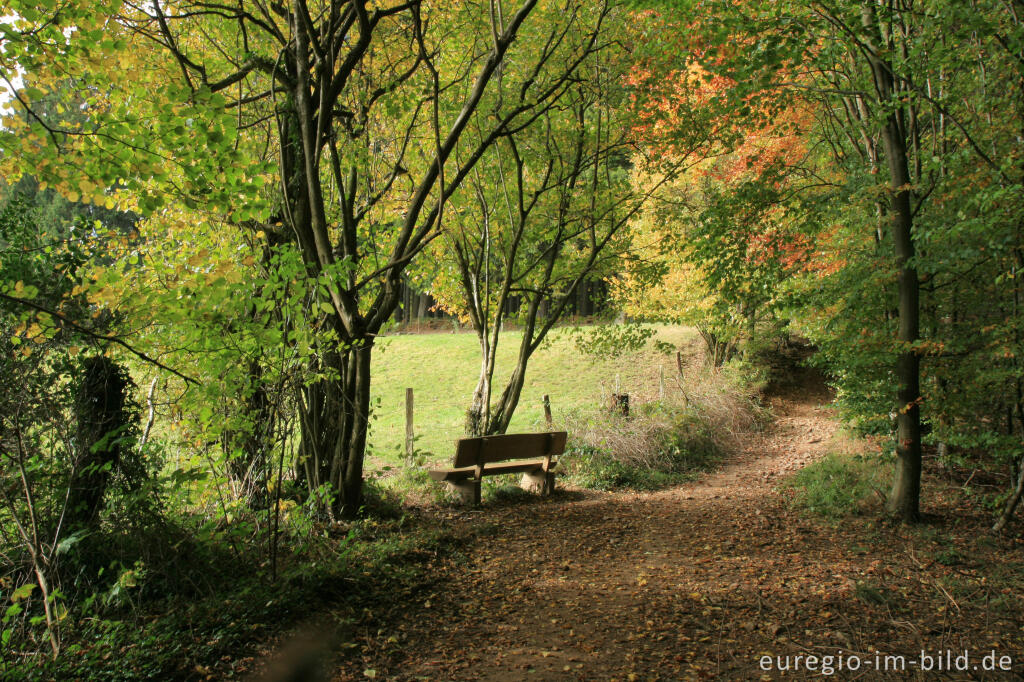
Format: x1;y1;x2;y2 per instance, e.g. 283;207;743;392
560;403;717;490
563;443;689;491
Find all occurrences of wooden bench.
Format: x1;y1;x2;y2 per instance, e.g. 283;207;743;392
428;431;567;505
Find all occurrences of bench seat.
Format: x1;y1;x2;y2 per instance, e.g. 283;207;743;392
428;458;558;482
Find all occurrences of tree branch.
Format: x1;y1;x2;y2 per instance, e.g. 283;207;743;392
0;293;199;385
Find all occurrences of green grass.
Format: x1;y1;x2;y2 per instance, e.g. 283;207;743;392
785;451;887;518
367;325;697;466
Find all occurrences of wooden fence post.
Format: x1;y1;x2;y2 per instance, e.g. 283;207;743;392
405;387;414;462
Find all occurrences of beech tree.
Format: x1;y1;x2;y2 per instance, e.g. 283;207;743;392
683;0;1024;524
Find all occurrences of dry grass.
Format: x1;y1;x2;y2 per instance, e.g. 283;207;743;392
672;361;768;451
559;351;768;488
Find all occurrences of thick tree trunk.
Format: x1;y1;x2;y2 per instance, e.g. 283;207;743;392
297;341;374;519
884;156;923;520
880;104;922;523
70;356;134;528
861;6;923;523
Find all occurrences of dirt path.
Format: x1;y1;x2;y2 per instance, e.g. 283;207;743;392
330;368;1024;681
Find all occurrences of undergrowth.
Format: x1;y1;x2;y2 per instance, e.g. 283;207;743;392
2;506;463;680
785;451;887;518
561;363;764;491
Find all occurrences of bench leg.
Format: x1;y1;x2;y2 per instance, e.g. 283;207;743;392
448;479;481;505
520;470;555;496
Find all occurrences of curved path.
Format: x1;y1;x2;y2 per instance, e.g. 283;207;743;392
328;368;1023;681
333;371;852;680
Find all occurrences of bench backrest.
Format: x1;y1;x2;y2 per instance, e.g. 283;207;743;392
452;431;567;468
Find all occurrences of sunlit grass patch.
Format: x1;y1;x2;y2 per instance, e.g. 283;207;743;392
785;450;887;518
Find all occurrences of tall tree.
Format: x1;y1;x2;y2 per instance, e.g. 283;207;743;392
430;46;674;435
687;0;1024;523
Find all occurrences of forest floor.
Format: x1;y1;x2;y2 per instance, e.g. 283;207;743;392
263;362;1024;681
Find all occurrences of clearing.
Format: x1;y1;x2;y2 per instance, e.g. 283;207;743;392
368;325;697;460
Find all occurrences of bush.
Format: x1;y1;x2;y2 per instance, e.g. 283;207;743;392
564;444;691;490
561;402;721;491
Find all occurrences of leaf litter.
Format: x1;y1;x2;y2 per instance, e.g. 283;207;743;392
316;370;1024;680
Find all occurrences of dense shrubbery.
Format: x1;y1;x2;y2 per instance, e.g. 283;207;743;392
0;189;341;672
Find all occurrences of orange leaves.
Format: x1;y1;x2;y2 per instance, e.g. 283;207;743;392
626;60;736;155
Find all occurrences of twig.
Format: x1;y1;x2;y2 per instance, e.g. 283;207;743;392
933;581;961;614
137;377;159;454
962;469;977;490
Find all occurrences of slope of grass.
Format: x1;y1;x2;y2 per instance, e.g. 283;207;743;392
367;325;697;465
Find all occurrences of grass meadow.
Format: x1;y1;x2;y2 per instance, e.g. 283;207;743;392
366;324;698;467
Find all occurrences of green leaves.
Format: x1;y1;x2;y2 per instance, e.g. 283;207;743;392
570;323;657;359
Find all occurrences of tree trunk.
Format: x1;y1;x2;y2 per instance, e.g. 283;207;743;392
994;453;1024;531
466;345;495;437
486;290;545;434
70;356;134;528
875;76;922;523
885;140;922;522
697;326;734;368
297;340;373;519
576;278;588;317
487;358;530;435
296;346;344;501
417;293;430;320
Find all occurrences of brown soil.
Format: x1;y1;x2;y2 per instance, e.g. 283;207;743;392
322;366;1024;681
